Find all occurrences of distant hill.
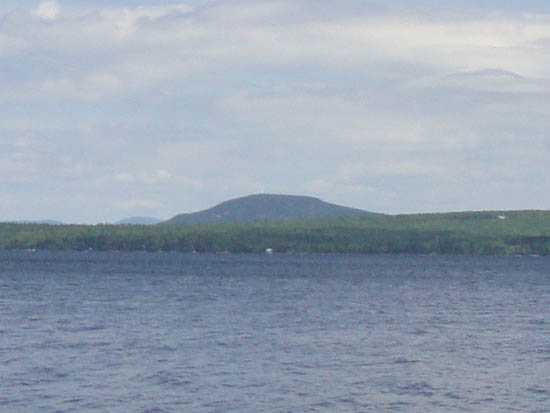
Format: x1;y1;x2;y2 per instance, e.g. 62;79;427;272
115;217;162;225
164;194;378;224
3;220;64;225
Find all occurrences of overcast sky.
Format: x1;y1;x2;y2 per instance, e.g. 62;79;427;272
2;0;550;223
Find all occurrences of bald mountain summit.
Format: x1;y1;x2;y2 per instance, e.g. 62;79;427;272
164;194;378;224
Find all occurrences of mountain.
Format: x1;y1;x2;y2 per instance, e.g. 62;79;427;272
115;217;163;225
164;194;378;224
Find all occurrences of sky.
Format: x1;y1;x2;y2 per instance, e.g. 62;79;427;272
2;0;550;223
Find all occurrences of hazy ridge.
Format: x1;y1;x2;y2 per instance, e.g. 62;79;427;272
164;194;378;224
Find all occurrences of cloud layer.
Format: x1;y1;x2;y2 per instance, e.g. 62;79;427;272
2;0;550;222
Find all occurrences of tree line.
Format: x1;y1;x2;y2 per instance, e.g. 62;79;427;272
1;210;550;255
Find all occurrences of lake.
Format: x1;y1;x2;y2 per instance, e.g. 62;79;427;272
1;251;550;412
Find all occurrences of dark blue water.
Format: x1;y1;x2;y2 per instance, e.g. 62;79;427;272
1;251;550;412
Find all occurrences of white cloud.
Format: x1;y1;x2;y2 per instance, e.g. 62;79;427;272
3;1;550;220
3;1;550;105
37;73;121;100
155;169;171;179
115;172;135;183
99;4;192;38
410;68;550;94
220;90;479;149
33;0;60;20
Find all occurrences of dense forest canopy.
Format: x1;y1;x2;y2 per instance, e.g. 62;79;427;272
1;210;550;255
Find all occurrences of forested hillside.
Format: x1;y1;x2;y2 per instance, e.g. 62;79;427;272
1;210;550;255
165;194;376;223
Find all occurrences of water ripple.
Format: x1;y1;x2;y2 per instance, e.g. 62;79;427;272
2;251;550;412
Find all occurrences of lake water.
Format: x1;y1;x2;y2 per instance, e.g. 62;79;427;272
1;251;550;412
